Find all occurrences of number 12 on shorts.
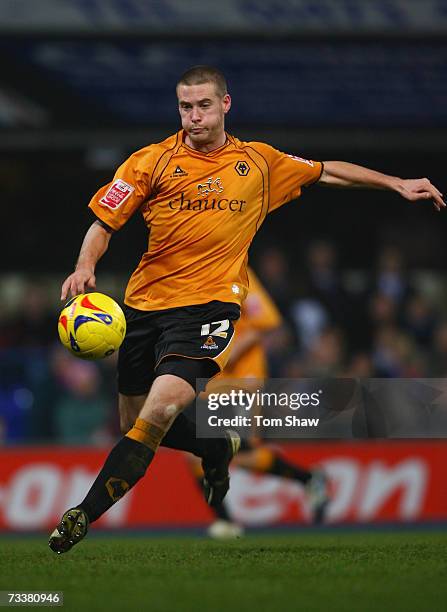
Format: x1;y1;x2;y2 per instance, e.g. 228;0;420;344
201;319;230;338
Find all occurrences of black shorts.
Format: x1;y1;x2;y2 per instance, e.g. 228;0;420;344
118;300;240;396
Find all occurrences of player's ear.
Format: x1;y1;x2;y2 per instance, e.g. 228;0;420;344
223;93;231;114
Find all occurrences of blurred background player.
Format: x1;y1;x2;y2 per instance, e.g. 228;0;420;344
188;268;330;538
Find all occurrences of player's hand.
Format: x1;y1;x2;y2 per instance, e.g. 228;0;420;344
396;178;445;211
61;268;96;301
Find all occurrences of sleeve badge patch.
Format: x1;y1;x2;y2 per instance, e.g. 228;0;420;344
287;155;314;167
99;179;135;210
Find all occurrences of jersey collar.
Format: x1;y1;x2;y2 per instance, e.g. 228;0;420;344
180;130;230;157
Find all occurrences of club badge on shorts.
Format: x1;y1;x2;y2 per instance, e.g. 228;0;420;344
201;335;219;350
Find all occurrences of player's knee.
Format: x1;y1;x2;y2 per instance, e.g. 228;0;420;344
149;402;180;427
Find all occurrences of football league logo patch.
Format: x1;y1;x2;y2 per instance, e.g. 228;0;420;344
100;179;135;210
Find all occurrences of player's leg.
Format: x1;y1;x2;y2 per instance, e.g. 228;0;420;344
151;302;241;506
118;393;146;434
153;357;240;507
75;366;238;522
117;300;241;462
119;392;205;453
113;306;239;473
79;373;195;515
233;443;312;482
157;377;242;513
120;389;242;536
119;388;237;461
232;440;330;524
49;372;196;554
187;453;243;539
49;368;239;553
49;302;240;553
49;305;160;554
188;454;231;520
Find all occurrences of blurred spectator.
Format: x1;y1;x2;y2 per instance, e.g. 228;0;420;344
0;384;37;443
373;246;412;306
7;282;56;348
52;352;112;445
291;240;360;353
302;241;352;323
303;241;340;296
371;325;425;377
290;298;328;353
303;327;345;377
403;293;437;349
280;355;308;378
366;291;399;350
256;247;295;316
262;322;295;378
369;292;398;327
343;352;376;378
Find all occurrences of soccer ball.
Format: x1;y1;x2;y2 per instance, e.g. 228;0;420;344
58;293;126;360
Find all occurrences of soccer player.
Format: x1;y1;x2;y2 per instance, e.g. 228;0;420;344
189;267;329;538
49;65;444;553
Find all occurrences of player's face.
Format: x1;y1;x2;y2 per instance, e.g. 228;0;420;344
177;82;231;150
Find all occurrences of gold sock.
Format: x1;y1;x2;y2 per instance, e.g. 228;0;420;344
126;418;165;452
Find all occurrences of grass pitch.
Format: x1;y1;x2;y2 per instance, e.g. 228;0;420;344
1;531;446;612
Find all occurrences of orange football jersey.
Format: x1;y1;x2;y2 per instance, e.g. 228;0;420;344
215;267;282;381
89;130;322;311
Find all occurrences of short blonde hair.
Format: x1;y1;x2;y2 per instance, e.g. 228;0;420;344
177;65;227;97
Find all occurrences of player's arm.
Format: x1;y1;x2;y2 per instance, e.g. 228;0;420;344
226;328;262;368
60;220;113;300
318;161;445;211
